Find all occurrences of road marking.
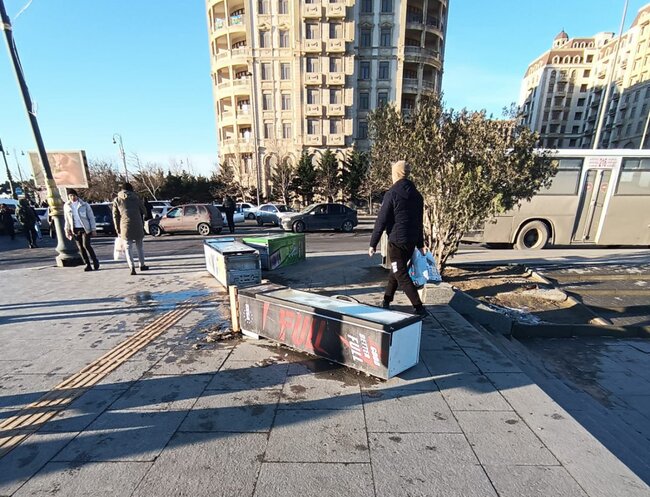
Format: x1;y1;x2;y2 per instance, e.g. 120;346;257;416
0;300;201;458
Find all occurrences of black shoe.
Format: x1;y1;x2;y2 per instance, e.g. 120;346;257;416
130;268;136;276
140;265;149;271
93;260;100;270
381;299;391;309
415;305;431;318
84;265;92;272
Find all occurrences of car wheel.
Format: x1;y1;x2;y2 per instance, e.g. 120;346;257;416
257;218;263;226
293;220;305;233
197;223;211;236
341;220;354;233
149;224;162;237
514;220;549;250
247;213;255;220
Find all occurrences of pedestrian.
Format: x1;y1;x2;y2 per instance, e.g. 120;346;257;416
368;160;429;317
223;195;236;234
112;182;148;276
63;189;99;272
16;198;38;248
31;202;42;240
0;203;15;240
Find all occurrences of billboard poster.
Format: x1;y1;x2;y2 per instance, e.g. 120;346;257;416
28;150;89;189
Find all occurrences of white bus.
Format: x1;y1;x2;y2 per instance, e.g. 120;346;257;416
463;149;650;249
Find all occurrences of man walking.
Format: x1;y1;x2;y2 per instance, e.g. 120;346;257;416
0;203;15;240
113;182;148;276
369;160;428;317
16;198;38;248
222;195;236;234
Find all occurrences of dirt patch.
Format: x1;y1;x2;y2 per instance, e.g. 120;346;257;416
445;265;601;325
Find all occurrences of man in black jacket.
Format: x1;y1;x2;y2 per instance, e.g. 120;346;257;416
369;160;428;317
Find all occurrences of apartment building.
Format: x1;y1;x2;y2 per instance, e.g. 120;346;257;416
520;4;650;149
206;0;448;195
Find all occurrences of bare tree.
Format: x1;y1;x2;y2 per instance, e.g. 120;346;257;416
130;153;165;200
80;159;121;202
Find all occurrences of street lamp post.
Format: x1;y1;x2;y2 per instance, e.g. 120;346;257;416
112;133;129;182
0;139;17;199
0;0;82;266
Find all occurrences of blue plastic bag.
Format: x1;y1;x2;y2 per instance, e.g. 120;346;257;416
409;249;442;287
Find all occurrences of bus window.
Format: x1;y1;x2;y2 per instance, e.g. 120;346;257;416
539;158;582;195
616;158;650;195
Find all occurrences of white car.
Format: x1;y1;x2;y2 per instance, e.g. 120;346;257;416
237;202;258;220
215;204;245;224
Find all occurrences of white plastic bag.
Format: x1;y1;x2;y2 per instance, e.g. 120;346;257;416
113;237;126;261
409;249;442;287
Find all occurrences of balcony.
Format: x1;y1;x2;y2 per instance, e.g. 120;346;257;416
305;104;323;116
406;14;424;29
302;2;321;18
212;18;226;32
326;39;346;53
220;138;254;155
229;14;245;30
404;46;440;64
213;46;251;69
426;17;443;31
304;40;322;53
325;2;345;17
326;72;345;85
402;78;419;92
304;73;322;85
327;134;345;146
305;134;323;146
327;104;345;116
218;110;236;126
236;109;252;124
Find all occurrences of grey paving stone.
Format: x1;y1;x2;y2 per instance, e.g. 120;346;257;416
362;388;460;433
109;374;211;411
419;330;462;351
228;340;291;362
132;432;265;497
436;373;512;411
38;387;125;433
358;360;439;392
420;349;480;376
595;372;650;398
265;409;369;463
370;433;496;497
0;373;68;410
454;340;522;374
455;411;559;466
0;432;73;496
483;465;588;497
205;360;288;391
52;410;187;462
93;346;171;390
254;462;374;497
178;389;280;432
13;461;152;497
148;347;231;375
279;372;362;410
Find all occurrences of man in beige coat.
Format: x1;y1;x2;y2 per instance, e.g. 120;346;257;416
112;182;148;275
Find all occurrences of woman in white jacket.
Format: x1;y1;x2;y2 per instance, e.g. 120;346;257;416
64;189;99;271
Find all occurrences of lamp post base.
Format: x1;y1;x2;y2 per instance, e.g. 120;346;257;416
56;253;84;267
52;215;83;267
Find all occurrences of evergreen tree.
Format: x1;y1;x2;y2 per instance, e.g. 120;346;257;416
317;149;340;203
341;147;369;203
292;151;317;205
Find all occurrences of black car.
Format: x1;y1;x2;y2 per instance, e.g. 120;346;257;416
90;203;116;236
280;203;358;233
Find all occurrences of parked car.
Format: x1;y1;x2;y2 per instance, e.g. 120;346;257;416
236;202;258;220
148;203;223;236
90;203;117;236
151;205;173;219
214;204;245;224
280;203;358;233
256;204;294;226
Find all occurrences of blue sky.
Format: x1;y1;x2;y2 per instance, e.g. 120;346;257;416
0;0;647;182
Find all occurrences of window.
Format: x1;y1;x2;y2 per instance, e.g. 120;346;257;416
572;125;580;133
307;119;320;135
307;88;320;104
306;56;319;72
264;122;273;139
262;92;272;110
283;122;292;139
184;206;198;216
359;91;370;110
377;91;388;107
580;84;588;92
541;125;547;133
380;28;391;47
278;0;289;14
258;0;268;14
261;63;271;80
279;30;289;48
306;23;319;39
167;207;181;218
360;28;372;48
378;61;390;79
330;88;342;104
329;57;343;72
583;69;591;78
260;30;271;48
575;111;583;120
330;119;343;134
586;55;593;63
329;22;342;39
358;120;368;139
281;93;291;110
616;158;650;195
361;0;373;13
381;0;392;13
360;61;370;80
540;158;582;195
577;98;586;106
281;63;291;79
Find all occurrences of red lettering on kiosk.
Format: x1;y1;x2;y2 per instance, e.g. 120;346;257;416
262;302;270;328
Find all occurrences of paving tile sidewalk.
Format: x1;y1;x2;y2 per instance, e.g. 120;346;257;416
0;254;648;496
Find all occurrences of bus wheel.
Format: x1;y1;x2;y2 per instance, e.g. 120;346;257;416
514;221;549;250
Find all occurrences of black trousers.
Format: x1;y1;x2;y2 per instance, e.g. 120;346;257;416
24;225;37;247
225;211;235;233
384;241;422;308
73;228;98;266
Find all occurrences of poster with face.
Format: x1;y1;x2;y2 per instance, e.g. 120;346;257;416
28;151;89;188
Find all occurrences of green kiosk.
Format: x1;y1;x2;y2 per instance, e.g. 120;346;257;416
242;233;306;270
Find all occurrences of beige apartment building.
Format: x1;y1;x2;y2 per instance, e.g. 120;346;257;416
206;0;448;196
520;4;650;149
